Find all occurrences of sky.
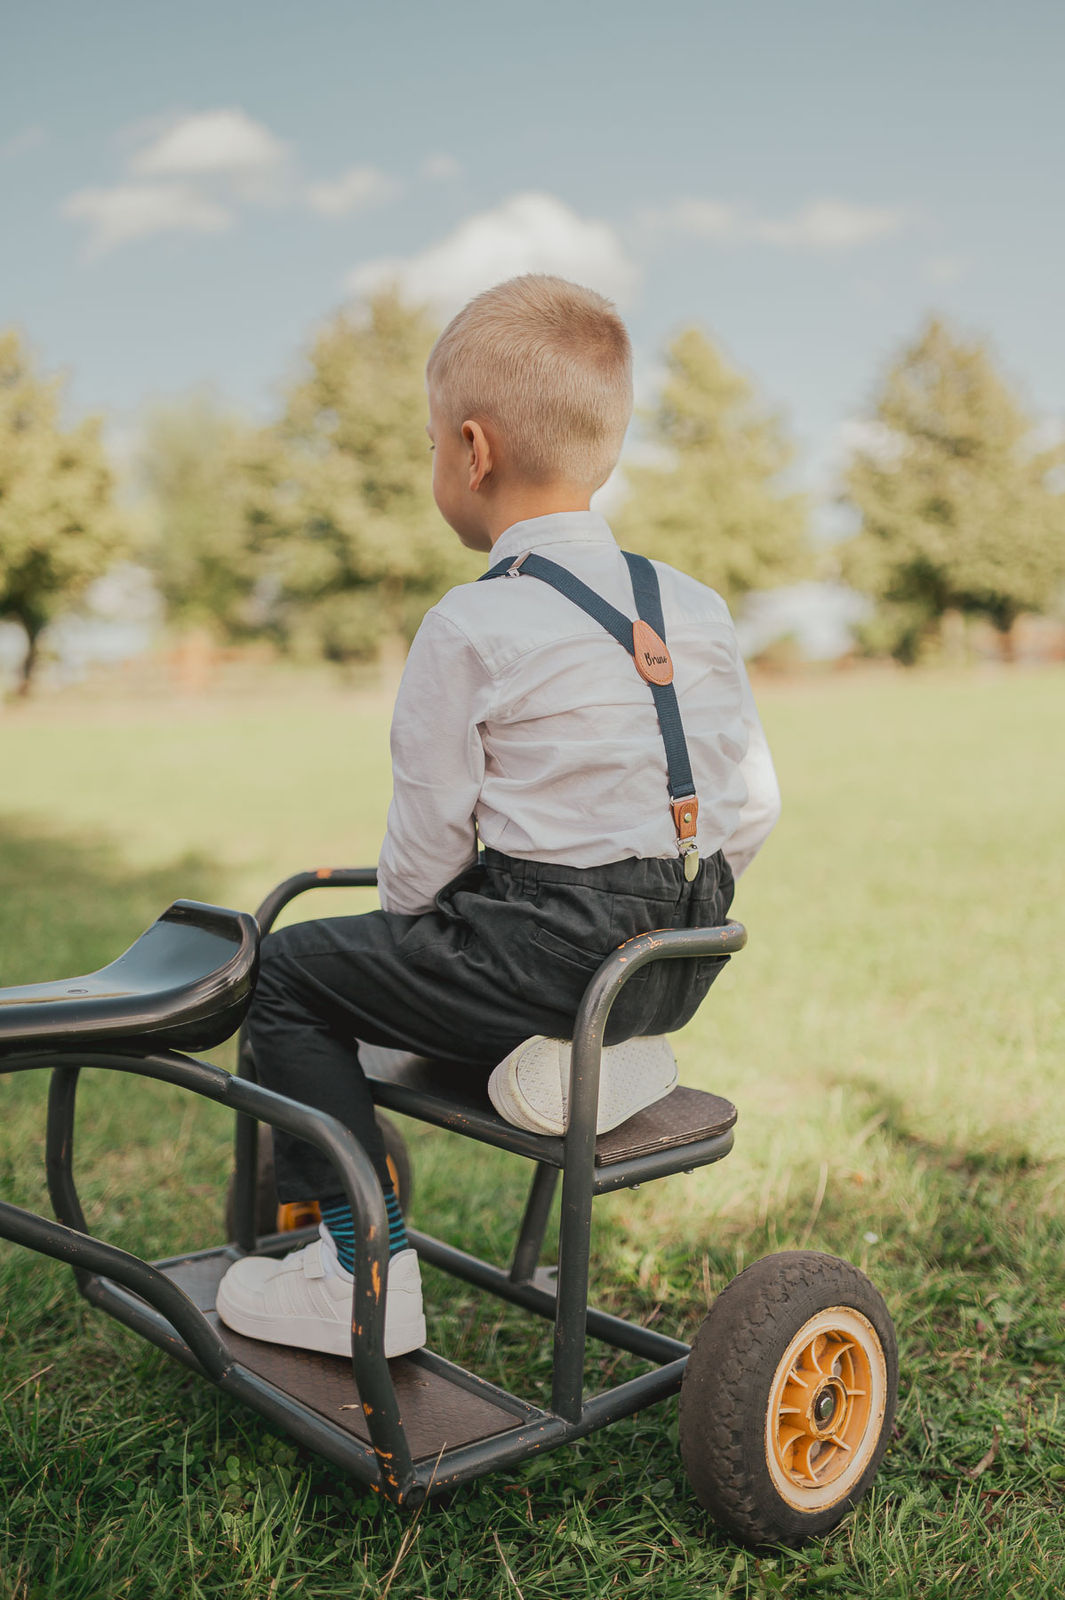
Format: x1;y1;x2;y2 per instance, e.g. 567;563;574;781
4;0;1064;508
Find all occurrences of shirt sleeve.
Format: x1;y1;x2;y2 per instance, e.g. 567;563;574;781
376;608;490;916
723;656;782;879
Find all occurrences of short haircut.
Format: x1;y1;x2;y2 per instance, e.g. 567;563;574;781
426;275;633;488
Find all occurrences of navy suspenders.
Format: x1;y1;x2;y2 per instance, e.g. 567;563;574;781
479;549;701;880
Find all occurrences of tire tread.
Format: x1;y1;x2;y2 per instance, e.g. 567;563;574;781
679;1250;897;1547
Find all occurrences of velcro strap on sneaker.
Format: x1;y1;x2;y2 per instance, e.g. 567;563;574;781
301;1241;327;1279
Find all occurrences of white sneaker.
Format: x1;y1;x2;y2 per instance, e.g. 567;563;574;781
215;1227;427;1360
488;1035;678;1136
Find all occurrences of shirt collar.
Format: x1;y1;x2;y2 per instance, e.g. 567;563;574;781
487;510;616;569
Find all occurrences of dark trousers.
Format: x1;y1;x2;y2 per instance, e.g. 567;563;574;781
247;848;735;1202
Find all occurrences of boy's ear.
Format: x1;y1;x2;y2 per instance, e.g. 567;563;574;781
462;419;493;492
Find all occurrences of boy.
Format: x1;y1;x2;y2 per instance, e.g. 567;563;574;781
216;275;780;1361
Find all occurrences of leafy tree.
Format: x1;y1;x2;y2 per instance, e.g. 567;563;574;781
615;328;809;609
0;330;124;692
247;291;480;665
841;318;1065;662
137;393;265;640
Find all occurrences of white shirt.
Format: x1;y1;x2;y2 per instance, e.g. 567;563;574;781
377;511;781;916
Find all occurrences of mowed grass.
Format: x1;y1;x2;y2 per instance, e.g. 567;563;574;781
0;666;1063;1599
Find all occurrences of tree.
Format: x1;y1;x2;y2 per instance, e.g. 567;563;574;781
614;328;809;609
0;330;124;692
841;318;1065;662
137;393;264;641
246;291;480;666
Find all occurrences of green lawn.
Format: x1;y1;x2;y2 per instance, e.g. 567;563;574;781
1;666;1063;1599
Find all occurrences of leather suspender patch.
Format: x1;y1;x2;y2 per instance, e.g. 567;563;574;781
671;795;699;842
632;619;674;686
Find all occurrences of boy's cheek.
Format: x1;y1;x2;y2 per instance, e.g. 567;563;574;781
432;454;454;506
431;464;454;518
455;523;492;552
430;473;465;538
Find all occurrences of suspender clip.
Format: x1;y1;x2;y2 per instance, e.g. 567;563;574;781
672;795;701;881
505;553;529;578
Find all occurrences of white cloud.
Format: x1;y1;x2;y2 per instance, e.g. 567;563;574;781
0;124;45;161
307;164;400;217
835;417;906;468
346;192;640;313
421;153;461;181
63;107;294;254
646;199;740;239
755;200;907;249
643;196;909;251
62;181;232;256
926;254;966;285
131;108;289;179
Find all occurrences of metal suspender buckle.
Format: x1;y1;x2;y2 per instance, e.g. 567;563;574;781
671;795;701;881
506;553;530;578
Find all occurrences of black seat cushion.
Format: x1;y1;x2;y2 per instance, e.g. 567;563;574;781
0;901;259;1053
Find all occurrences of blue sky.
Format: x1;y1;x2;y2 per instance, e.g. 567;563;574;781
4;0;1064;499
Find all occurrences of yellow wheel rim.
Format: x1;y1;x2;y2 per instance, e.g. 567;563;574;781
765;1306;888;1512
276;1199;322;1232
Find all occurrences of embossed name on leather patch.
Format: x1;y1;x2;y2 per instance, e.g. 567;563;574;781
632;619;674;685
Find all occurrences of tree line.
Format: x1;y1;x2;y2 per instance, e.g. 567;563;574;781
1;296;1063;693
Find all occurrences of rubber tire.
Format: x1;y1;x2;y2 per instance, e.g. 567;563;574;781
224;1114;414;1238
679;1250;898;1548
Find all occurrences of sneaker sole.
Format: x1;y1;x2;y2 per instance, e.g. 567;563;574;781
487;1062;562;1135
215;1275;427;1361
488;1035;678;1137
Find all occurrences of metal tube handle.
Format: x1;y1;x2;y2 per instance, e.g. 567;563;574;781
552;921;747;1420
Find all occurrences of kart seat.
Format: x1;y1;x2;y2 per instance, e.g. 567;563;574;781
0;901;259;1053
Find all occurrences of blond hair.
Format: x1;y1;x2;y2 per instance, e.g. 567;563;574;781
426;275;632;487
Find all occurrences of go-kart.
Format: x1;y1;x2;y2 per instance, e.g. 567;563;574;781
0;867;897;1547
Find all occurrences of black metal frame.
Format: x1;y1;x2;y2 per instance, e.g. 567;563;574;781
0;868;746;1506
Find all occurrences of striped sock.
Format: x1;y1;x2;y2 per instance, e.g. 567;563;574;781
384;1188;409;1256
320;1187;408;1275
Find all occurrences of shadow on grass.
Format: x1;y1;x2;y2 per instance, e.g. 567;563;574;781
832;1079;1057;1274
557;1070;1063;1351
0;812;224;988
846;1081;1039;1179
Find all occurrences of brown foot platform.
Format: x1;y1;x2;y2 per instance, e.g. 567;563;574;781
594;1086;736;1164
158;1252;534;1462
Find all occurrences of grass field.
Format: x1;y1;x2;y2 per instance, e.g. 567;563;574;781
1;666;1063;1599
